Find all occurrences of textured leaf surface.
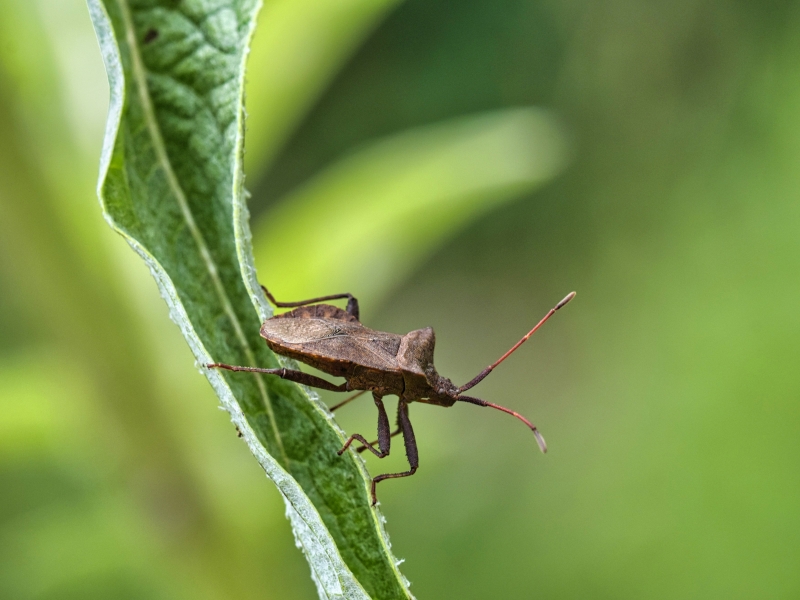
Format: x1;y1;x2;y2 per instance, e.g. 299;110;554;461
88;1;411;598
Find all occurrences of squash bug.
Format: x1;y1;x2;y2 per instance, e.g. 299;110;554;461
208;286;576;505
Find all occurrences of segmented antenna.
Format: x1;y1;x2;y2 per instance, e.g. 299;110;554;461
458;291;576;393
457;395;548;453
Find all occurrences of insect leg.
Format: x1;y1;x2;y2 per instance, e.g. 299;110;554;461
357;428;401;453
207;364;349;392
329;390;368;411
370;400;419;505
261;285;360;319
338;393;391;458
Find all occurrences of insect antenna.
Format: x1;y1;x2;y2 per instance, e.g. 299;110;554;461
457;395;547;453
458;291;576;393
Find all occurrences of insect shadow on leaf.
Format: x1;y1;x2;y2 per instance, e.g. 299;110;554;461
208;285;576;505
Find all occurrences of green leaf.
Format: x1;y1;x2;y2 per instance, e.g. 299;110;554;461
253;108;568;305
87;1;412;598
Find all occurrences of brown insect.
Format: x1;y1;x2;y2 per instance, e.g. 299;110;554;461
208;286;576;505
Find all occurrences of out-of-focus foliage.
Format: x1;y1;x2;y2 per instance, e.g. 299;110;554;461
243;0;404;175
2;0;800;599
254;107;566;305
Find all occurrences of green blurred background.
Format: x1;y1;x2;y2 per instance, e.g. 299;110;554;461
2;0;800;598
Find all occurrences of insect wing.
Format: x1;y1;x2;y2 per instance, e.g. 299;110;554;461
261;317;402;372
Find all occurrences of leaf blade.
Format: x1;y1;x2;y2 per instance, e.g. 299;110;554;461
88;1;412;598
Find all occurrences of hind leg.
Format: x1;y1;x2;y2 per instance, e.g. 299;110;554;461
207;364;350;392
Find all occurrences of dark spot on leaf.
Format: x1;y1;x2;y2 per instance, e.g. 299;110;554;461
144;28;158;44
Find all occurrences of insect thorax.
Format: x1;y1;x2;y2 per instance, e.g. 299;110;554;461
397;327;458;404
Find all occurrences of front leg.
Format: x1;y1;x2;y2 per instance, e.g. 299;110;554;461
338;393;391;458
370;400;419;505
357;428;401;453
